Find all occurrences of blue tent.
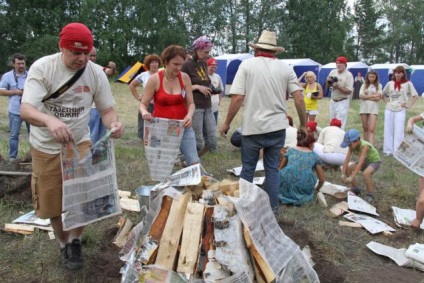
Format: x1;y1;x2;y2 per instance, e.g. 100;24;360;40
318;62;369;95
369;63;411;87
215;53;253;87
410;65;424;96
280;58;322;81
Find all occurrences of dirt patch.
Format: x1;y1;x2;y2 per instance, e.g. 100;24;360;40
278;213;424;283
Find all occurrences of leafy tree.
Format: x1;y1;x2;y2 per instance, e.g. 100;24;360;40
353;0;385;64
378;0;424;64
284;0;354;64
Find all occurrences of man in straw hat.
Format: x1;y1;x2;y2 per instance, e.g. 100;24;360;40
220;30;306;215
21;22;124;270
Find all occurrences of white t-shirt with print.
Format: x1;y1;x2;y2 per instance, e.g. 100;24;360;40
383;81;418;112
22;53;115;154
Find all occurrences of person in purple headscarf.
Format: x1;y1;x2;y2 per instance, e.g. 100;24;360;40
181;36;217;158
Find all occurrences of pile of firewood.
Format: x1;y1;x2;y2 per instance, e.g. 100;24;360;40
125;177;277;282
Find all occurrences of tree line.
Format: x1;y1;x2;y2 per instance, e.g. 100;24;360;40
0;0;422;74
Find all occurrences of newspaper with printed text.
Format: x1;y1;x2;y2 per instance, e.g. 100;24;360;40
61;131;121;231
392;206;424;230
394;124;424;177
343;212;396;234
229;179;319;282
144;118;185;181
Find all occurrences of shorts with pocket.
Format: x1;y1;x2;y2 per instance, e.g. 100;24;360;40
31;141;91;219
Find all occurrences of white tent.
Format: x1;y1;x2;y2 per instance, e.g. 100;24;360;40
215;53;253;86
410;65;424;95
280;58;322;80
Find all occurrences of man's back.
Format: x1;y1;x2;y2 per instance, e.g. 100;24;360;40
230;57;301;135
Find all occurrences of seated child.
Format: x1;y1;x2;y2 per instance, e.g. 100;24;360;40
340;129;381;203
279;130;325;205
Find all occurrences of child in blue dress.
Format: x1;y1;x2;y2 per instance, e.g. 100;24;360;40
279;130;325;205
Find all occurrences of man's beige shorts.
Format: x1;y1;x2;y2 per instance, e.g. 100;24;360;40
31;141;91;219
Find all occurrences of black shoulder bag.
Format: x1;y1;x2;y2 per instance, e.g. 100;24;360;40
42;67;86;102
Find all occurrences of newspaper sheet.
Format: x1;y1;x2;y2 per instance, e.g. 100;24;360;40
252;176;265;185
343;212;396;234
12;210;51;227
228;178;319;282
144;118;185;181
226;160;264;176
394;124;424;177
367;241;424;271
405;243;424;264
392;206;424;230
347;192;378;216
319;181;349;196
167;164;201;187
214;205;255;281
61;131;121;231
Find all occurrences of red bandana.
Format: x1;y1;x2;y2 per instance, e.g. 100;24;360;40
255;52;276;59
394;78;408;91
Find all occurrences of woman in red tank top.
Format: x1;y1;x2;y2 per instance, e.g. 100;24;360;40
139;45;199;165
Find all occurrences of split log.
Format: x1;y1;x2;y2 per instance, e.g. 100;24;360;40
243;226;276;283
177;202;205;274
155;192;192;270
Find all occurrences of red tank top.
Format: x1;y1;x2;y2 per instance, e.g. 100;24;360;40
153;70;188;120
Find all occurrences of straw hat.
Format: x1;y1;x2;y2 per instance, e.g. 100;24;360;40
248;30;285;53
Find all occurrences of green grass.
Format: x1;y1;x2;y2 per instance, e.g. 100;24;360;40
0;82;423;282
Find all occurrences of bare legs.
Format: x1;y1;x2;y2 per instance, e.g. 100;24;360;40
50;216;84;245
306;113;316;122
360;114;377;145
346;161;376;193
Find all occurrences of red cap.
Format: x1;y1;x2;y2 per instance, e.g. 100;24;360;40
330;118;342;128
207;57;218;66
59;23;93;52
336;56;348;64
306;121;317;132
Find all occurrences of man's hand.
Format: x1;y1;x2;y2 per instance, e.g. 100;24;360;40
219;123;230;138
47;118;74;144
110;122;124;139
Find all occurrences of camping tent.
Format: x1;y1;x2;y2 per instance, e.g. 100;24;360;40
318;61;370;90
215;53;253;86
369;63;411;87
410;65;424;96
280;58;322;81
116;61;146;84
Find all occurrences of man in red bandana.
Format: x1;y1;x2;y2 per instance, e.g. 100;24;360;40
220;30;306;216
20;22;124;270
327;56;354;130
